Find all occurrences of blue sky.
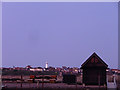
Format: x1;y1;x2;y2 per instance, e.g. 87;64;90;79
2;2;118;68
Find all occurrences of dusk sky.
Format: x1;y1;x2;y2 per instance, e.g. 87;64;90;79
2;2;118;68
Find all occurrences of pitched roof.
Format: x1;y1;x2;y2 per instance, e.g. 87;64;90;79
81;52;108;68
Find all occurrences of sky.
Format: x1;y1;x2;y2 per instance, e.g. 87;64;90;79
2;2;118;68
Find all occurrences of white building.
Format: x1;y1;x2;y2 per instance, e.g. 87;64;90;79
30;68;43;72
45;61;48;68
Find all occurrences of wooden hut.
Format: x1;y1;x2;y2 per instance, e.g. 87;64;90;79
80;52;108;85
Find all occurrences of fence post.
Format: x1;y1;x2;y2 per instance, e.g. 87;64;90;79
42;75;44;90
21;75;23;88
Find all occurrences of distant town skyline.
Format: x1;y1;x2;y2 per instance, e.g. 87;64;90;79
2;2;118;68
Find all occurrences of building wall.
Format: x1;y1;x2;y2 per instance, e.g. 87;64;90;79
83;68;106;85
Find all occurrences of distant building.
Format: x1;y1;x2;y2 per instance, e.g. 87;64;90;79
111;69;119;74
62;66;67;70
30;67;43;72
48;66;55;71
25;65;32;70
118;70;120;75
80;52;108;85
55;67;62;72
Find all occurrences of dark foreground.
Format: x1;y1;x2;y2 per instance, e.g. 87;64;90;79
2;87;107;90
2;83;108;90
